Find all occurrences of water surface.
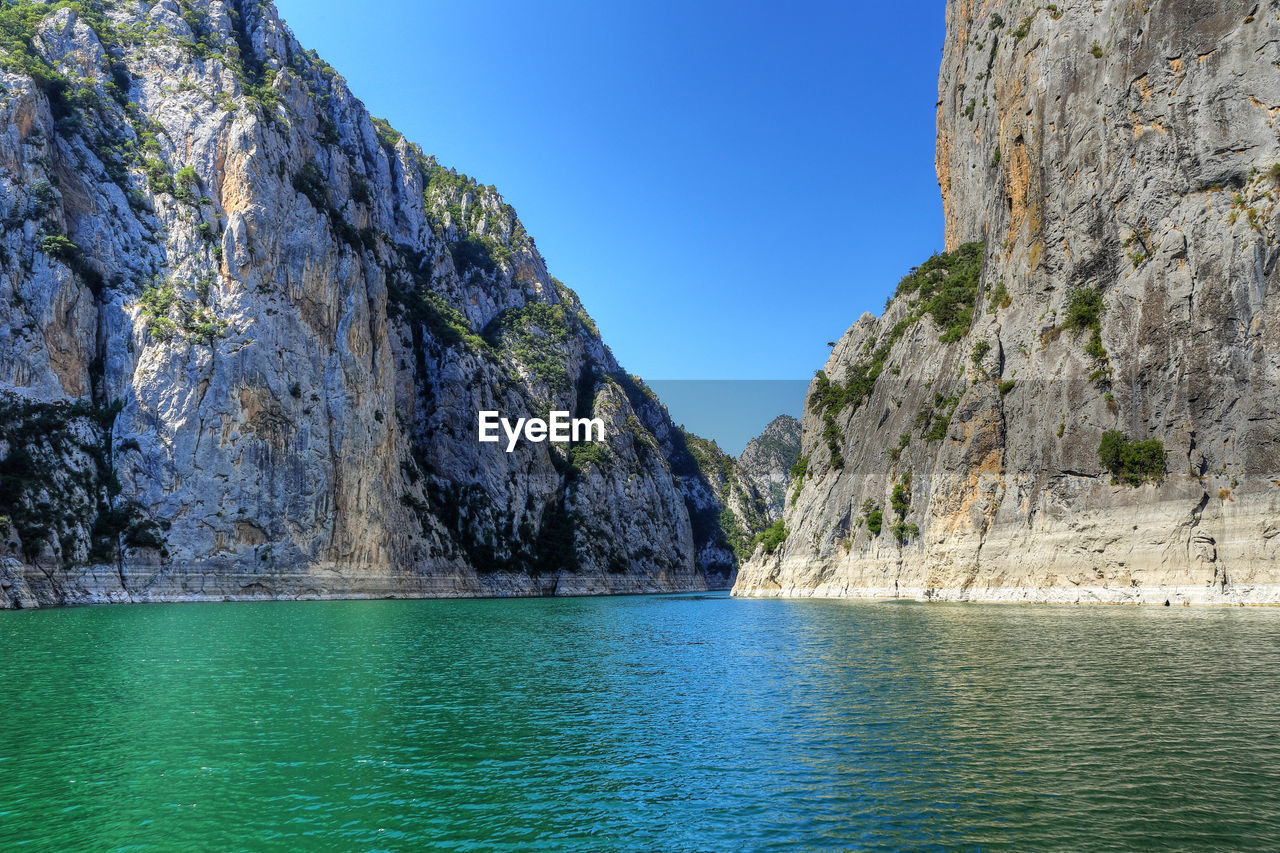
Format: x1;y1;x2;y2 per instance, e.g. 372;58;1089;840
2;594;1279;850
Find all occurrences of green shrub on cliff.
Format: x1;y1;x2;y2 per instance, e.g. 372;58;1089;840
485;302;572;389
916;394;959;443
145;158;174;195
138;281;227;344
890;475;912;519
1084;332;1108;361
789;454;809;503
862;500;883;536
292;163;328;209
1012;10;1039;43
567;442;608;476
971;339;991;368
422;162;522;272
30;180;57;216
449;235;502;276
753;519;788;555
809;243;985;468
1064;287;1103;332
38;235;80;263
894;241;985;342
987;280;1011;312
174;166;200;205
0;394;161;565
0;3;75;119
1060;286;1108;364
139;281;177;318
866;509;883;536
370;116;402;149
1098;431;1165;486
885;471;918;543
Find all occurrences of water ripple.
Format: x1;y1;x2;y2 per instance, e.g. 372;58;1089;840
2;596;1280;849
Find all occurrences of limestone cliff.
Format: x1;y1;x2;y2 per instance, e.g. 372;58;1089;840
736;0;1280;604
678;415;801;576
736;414;800;521
0;0;729;607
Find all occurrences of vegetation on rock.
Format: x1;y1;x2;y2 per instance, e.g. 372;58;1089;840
1098;431;1165;486
888;470;919;543
138;281;227;344
811;242;985;466
753;519;787;555
917;393;960;443
789;454;809;504
0;394;162;566
862;499;883;537
681;429;769;564
986;280;1011;312
894;241;986;343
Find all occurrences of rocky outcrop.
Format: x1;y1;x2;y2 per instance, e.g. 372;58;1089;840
735;0;1280;604
0;0;727;607
736;415;800;521
677;416;802;581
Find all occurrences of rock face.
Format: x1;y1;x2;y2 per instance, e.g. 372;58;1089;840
677;416;801;580
736;415;800;521
735;0;1280;604
0;0;729;607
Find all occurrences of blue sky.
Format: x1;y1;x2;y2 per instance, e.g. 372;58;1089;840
273;0;948;385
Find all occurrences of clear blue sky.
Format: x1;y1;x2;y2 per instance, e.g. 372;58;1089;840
273;0;947;381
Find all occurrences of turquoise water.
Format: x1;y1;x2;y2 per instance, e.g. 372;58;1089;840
2;594;1279;850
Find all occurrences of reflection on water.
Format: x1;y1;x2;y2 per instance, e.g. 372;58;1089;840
1;595;1278;850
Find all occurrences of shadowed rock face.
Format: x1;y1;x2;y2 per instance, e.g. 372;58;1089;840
0;0;725;607
736;0;1280;604
676;417;801;588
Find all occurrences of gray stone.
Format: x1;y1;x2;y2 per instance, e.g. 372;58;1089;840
737;415;801;521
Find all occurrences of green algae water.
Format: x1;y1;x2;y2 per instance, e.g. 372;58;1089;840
2;595;1280;850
